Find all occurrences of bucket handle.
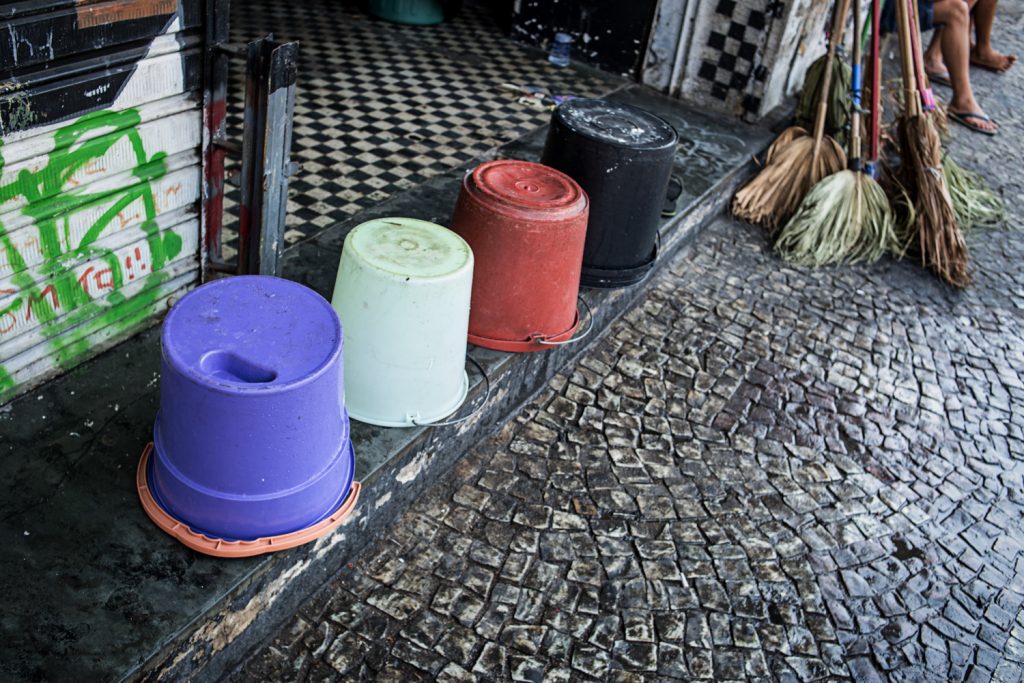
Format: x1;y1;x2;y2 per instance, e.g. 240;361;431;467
411;356;491;428
535;296;594;347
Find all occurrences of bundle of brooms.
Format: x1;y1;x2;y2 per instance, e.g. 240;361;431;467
731;0;850;231
775;0;897;267
735;0;1000;287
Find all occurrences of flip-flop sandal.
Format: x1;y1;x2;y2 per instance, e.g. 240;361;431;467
948;110;998;136
925;70;952;87
662;175;683;217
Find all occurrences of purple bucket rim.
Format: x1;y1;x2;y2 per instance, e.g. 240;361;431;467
151;408;352;499
162;276;343;396
147;437;357;542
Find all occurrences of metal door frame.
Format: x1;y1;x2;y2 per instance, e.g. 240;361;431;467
201;0;298;279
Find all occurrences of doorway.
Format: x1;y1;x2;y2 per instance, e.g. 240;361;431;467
220;0;617;257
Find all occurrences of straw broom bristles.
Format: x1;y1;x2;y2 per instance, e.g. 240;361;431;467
881;164;918;256
930;100;950;137
943;155;1005;232
795;54;852;140
775;170;896;266
731;132;846;231
764;126;808;164
898;114;969;287
895;0;970;287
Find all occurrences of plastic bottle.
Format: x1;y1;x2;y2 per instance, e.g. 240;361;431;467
549;32;573;67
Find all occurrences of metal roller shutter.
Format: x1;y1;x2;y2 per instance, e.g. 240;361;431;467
0;0;205;402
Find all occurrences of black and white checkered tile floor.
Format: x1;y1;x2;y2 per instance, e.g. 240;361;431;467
218;0;617;258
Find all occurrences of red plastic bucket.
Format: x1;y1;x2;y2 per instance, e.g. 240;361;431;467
451;160;589;352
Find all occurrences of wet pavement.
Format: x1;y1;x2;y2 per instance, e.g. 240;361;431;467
235;8;1024;683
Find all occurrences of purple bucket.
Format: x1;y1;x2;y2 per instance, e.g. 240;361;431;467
149;275;355;541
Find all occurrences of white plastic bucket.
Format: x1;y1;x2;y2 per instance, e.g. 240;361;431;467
331;217;474;427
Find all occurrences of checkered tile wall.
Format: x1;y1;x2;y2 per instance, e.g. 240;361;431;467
695;0;784;115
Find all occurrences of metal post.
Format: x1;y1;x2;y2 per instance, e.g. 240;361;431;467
201;0;230;278
234;37;298;277
257;41;298;277
203;27;297;278
238;38;270;275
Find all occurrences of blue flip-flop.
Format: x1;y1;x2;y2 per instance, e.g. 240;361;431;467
948;110;998;136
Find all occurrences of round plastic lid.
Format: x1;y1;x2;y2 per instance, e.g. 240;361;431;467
347;217;472;279
467;160;587;219
162;275;341;391
555;99;677;151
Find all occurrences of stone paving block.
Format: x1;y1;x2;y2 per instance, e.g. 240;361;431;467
470;641;507;679
571;644;610;678
436;662;476;683
611;639;658;672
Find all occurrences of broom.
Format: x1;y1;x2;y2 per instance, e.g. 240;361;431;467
795;42;852;140
732;0;849;231
907;0;995;230
943;155;1006;232
864;0;883;179
907;0;949;135
775;0;896;267
896;0;969;287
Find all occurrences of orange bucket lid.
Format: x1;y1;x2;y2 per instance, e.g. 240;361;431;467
136;443;360;558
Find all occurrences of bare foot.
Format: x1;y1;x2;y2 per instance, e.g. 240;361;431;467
971;45;1017;72
924;54;948;76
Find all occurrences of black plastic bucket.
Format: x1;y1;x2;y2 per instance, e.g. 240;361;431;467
541;99;677;288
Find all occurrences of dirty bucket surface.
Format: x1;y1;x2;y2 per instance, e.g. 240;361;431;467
333;218;474;427
469;160;586;216
554;98;677;151
347;217;472;280
542;98;677;287
453;159;588;352
162;275;341;392
150;275;355;544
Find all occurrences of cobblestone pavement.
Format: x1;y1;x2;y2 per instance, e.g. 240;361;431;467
235;12;1024;683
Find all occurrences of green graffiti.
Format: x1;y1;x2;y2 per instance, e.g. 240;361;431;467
0;364;13;395
0;107;185;400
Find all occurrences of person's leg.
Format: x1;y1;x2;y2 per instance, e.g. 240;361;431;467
932;0;998;130
925;27;947;76
971;0;1016;71
925;0;977;77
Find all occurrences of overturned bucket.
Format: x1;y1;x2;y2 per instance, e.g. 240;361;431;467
368;0;445;25
451;159;589;352
541;98;678;288
137;275;358;558
332;217;474;427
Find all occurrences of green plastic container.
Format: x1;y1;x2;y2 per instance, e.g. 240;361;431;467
368;0;445;25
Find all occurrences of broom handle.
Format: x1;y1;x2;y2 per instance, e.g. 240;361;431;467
812;0;853;167
869;0;882;163
913;0;937;109
907;0;937;110
849;0;863;169
896;0;919;117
